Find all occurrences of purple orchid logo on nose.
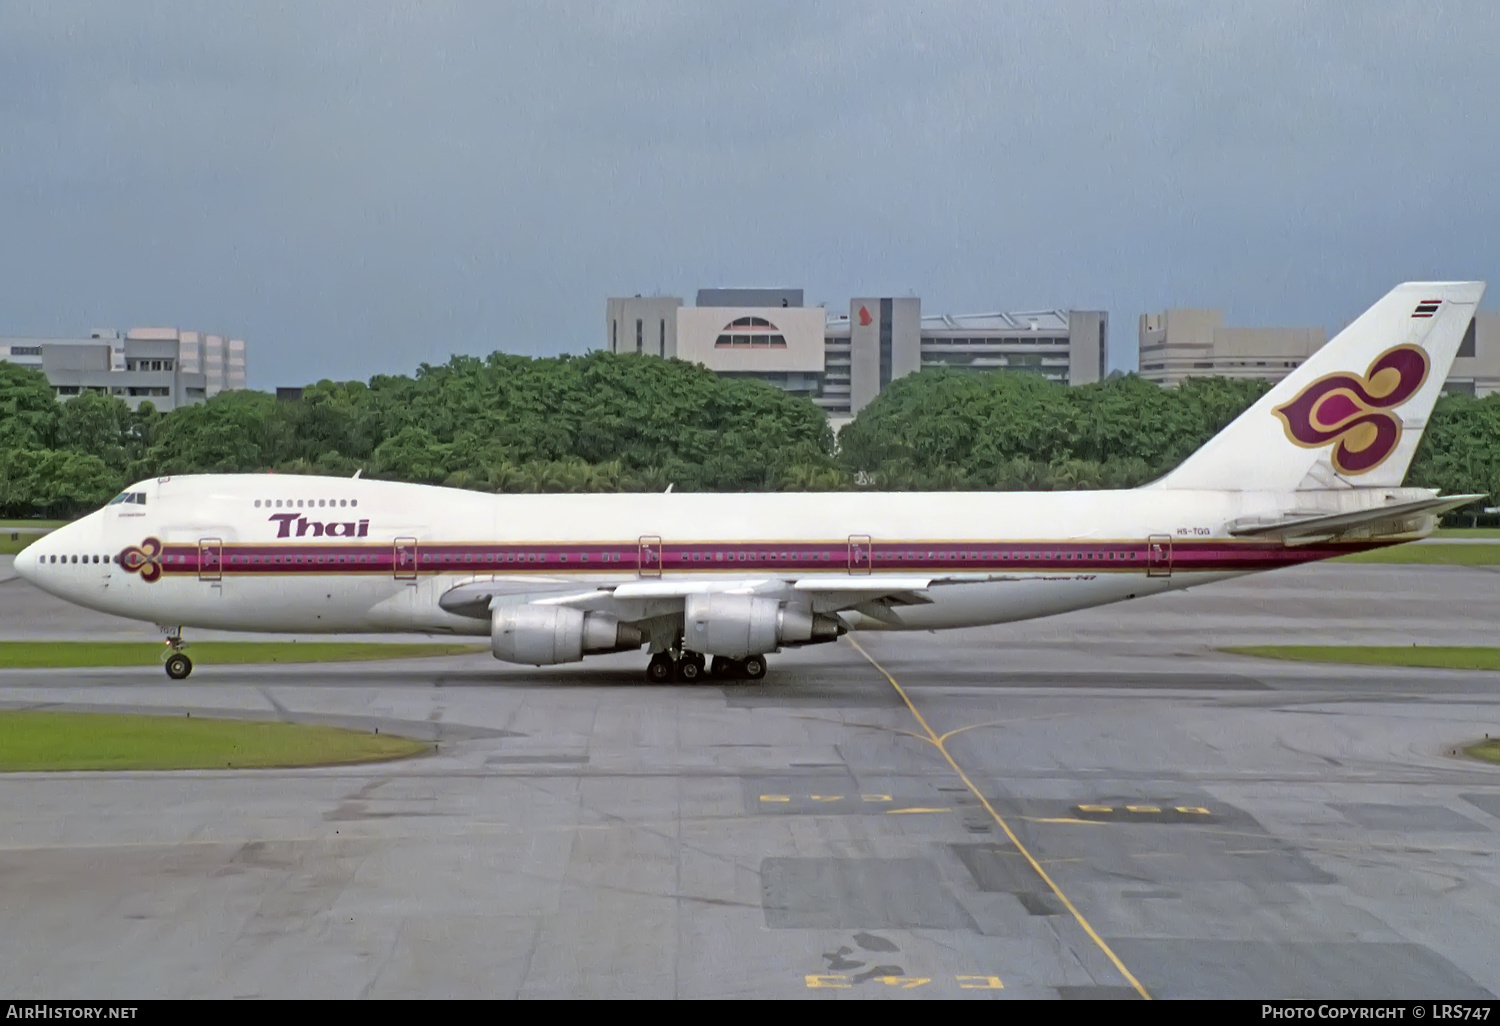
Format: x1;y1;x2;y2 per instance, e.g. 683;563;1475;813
120;537;164;583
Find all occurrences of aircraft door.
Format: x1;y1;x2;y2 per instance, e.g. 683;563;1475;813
1147;534;1172;577
394;537;419;580
848;534;873;575
638;535;662;578
198;538;223;582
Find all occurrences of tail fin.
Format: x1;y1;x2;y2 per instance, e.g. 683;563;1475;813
1151;281;1486;492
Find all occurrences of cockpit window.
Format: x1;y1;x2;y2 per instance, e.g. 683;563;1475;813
108;492;147;506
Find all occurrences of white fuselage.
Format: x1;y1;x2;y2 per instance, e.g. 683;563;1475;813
14;474;1402;639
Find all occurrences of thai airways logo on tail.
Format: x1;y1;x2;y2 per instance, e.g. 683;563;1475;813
1271;344;1430;475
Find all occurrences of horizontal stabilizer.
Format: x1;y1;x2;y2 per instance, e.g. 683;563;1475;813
1227;494;1484;541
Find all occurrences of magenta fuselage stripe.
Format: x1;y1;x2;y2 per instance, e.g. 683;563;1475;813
128;538;1394;578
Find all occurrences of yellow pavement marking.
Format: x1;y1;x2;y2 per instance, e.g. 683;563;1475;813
805;974;852;989
758;795;790;802
846;636;1152;1002
957;975;1004;990
886;807;950;815
1073;804;1215;817
810;795;843;802
936;712;1075;744
862;794;894;802
1029;816;1096;825
803;974;1001;990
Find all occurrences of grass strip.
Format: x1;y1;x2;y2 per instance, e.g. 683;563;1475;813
0;710;427;771
1465;741;1500;764
1224;645;1500;671
1;533;51;555
1332;544;1500;566
0;641;487;669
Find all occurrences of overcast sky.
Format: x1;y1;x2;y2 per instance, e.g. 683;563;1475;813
2;1;1496;387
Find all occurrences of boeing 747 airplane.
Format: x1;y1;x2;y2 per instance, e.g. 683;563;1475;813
13;281;1487;682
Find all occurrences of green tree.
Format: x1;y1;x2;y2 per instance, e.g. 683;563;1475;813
0;448;122;518
56;391;134;470
0;362;60;450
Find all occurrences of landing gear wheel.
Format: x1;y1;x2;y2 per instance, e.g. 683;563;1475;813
709;656;736;679
677;655;704;683
741;655;767;680
646;653;675;684
165;653;193;680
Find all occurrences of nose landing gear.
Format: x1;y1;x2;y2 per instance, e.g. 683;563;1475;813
162;633;193;680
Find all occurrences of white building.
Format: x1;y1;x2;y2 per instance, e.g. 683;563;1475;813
0;327;248;411
607;289;1108;424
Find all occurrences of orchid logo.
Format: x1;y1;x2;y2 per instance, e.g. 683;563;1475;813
120;537;164;583
1272;345;1429;475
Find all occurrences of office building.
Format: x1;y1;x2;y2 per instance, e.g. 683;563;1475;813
1138;308;1500;396
0;327;248;411
607;290;1108;422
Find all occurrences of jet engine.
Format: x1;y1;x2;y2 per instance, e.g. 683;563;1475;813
682;594;843;659
491;605;644;666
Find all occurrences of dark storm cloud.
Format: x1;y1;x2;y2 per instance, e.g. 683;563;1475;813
1;1;1496;384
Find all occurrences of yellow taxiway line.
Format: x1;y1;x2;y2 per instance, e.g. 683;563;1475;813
845;636;1152;1001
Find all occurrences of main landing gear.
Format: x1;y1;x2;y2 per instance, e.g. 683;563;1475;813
163;633;193;680
644;651;766;683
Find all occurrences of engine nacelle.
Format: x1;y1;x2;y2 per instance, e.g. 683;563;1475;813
683;594;843;658
491;605;643;666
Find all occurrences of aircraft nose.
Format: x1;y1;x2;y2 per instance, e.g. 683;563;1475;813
13;540;38;583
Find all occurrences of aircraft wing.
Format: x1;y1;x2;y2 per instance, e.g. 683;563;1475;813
436;573;1019;622
1226;493;1485;543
